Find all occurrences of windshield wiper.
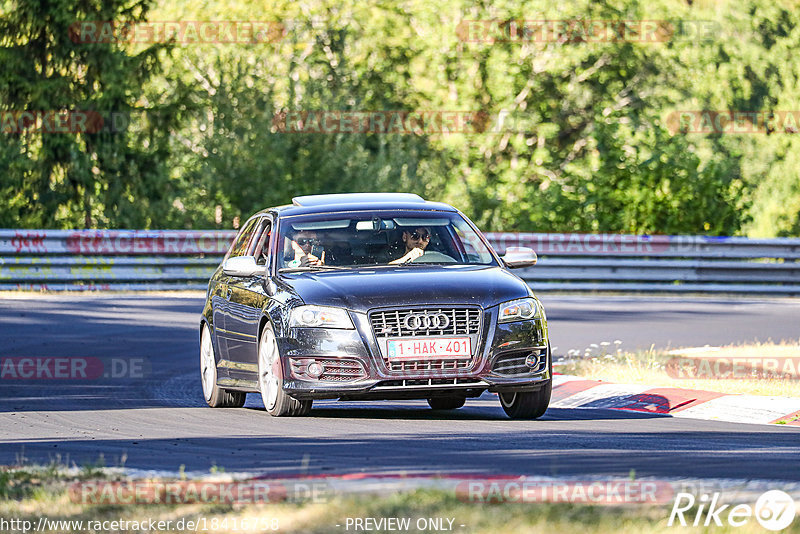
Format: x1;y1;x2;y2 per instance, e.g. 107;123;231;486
278;265;351;273
401;261;461;266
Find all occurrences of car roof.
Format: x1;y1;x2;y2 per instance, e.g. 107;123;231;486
293;192;425;206
256;193;459;217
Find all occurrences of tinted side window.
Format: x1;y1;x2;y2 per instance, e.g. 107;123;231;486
225;218;259;259
252;219;273;265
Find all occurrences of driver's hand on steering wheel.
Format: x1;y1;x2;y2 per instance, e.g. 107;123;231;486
402;247;424;263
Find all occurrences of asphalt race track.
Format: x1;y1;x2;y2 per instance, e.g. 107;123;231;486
1;293;799;480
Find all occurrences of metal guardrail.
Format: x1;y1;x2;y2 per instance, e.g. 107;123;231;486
0;230;232;291
1;229;799;293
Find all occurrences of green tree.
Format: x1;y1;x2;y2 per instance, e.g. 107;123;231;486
0;0;177;228
2;0;799;237
159;1;447;228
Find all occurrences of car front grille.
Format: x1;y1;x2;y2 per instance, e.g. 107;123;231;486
387;358;472;373
369;307;483;374
492;348;548;375
289;358;367;382
373;377;486;389
370;307;481;337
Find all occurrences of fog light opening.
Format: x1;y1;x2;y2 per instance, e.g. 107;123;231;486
307;362;325;378
525;353;539;368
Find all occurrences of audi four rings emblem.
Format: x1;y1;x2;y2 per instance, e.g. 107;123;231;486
403;312;450;330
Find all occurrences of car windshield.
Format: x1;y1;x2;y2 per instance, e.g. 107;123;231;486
277;210;496;270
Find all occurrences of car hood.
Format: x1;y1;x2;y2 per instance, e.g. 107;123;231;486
278;265;531;312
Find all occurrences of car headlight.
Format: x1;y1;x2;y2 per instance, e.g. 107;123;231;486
498;298;539;323
289;305;354;329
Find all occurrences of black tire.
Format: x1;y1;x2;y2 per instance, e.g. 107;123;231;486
498;345;552;419
258;323;312;417
200;324;246;408
427;396;466;410
499;385;551;419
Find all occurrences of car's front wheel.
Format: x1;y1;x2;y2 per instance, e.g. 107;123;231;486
498;384;551;419
499;346;552;419
200;324;246;408
427;396;466;410
258;323;312;417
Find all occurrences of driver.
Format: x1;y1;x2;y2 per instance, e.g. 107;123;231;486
389;227;431;264
287;230;325;267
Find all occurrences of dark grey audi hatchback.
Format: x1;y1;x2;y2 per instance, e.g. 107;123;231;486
200;193;551;418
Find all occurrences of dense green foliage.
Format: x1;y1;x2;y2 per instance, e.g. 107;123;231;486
0;0;183;228
1;0;799;235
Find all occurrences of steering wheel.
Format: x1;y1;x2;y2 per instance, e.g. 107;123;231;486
411;251;457;263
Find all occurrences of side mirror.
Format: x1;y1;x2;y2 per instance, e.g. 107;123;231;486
265;279;278;296
502;246;537;269
223;256;264;277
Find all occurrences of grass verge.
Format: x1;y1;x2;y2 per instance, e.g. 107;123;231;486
558;340;800;397
4;467;797;534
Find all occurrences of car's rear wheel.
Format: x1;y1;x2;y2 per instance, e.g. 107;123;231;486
258;323;312;417
427;396;466;410
200;324;246;408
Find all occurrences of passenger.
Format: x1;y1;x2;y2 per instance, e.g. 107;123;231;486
287;230;325;267
389;227;431;264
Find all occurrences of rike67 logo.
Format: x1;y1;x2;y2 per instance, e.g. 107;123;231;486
669;490;796;530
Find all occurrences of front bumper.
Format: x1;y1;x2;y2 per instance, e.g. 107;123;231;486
279;307;550;400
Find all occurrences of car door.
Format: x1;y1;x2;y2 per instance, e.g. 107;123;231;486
210;273;231;378
225;216;273;382
216;216;261;363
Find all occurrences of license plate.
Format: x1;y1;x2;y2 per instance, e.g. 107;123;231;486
386;337;471;359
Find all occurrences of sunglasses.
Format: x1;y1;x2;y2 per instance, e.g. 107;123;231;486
410;231;430;241
296;238;320;246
